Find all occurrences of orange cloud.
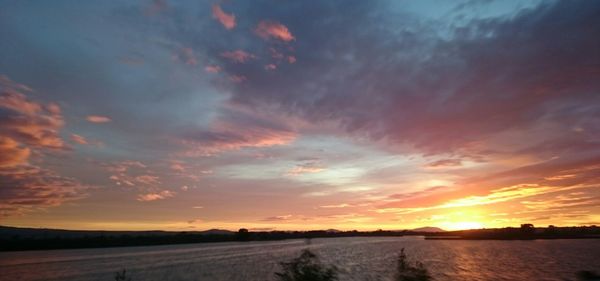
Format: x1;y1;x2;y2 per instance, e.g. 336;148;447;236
0;76;85;217
0;136;30;168
135;174;161;185
0;83;65;149
137;190;175;201
86;115;111;123
221;50;255;63
255;20;295;42
212;4;235;30
426;159;462;168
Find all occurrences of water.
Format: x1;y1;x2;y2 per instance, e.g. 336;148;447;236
0;237;599;281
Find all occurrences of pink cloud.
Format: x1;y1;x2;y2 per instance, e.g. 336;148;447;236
86;115;111;123
0;76;85;217
0;85;65;149
204;65;221;73
211;4;235;30
70;134;89;145
0;165;87;217
287;56;296;64
221;50;255;63
181;108;297;156
0;136;30;168
264;64;277;71
137;190;175;201
255;20;295;42
135;174;161;185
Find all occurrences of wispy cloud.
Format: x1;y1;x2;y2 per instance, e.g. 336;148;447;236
137;190;175;201
86;115;111;123
255;20;295;42
212;4;236;30
221;50;255;63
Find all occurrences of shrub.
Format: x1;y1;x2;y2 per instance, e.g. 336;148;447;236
395;248;432;281
275;249;338;281
114;269;132;281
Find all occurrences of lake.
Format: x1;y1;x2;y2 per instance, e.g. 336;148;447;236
0;237;599;281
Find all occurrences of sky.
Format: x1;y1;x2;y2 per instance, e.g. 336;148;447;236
0;0;599;231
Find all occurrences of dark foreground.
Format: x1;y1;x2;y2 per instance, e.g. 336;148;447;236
1;237;599;281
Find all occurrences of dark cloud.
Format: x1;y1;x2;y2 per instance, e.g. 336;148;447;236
215;0;600;159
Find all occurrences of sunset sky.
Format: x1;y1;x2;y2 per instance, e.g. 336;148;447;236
1;0;599;231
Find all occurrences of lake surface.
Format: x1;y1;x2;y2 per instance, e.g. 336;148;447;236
0;237;599;281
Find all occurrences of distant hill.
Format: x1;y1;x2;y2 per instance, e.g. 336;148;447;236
411;227;446;232
0;225;233;239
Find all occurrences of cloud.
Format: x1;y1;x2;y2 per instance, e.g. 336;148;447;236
204;65;221;73
287;56;296;64
137;190;175;201
286;160;325;176
181;106;297;155
319;203;351;208
426;159;462;168
70;134;89;145
255;20;295;42
135;174;161;185
0;88;65;149
0;136;30;168
86;115;111;123
264;64;276;71
224;0;600;162
212;4;236;30
220;50;255;63
0;76;86;217
262;214;293;221
0;165;87;217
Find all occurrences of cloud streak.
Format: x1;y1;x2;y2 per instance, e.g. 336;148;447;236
212;4;236;30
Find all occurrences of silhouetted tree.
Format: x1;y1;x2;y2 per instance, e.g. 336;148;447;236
236;228;250;241
395;248;432;281
275;249;338;281
520;224;535;234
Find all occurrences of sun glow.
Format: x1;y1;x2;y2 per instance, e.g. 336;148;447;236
441;221;484;231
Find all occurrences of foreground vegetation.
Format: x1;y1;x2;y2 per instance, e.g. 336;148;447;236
113;248;433;281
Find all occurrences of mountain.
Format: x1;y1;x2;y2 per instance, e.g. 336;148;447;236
411;227;446;232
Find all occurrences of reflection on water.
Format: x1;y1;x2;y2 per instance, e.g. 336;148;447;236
0;237;599;281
